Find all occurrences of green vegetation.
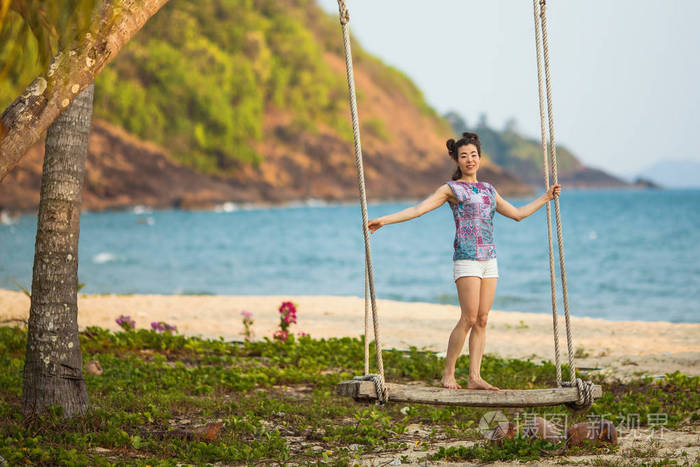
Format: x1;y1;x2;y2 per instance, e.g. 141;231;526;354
1;324;697;465
362;117;391;142
1;0;448;176
431;437;565;463
93;0;350;174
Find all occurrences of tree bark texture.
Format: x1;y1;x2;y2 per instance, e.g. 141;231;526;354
0;0;169;181
21;83;94;418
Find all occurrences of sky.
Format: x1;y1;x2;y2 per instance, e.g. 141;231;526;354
317;0;700;178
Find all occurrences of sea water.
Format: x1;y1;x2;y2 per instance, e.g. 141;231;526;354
1;189;698;323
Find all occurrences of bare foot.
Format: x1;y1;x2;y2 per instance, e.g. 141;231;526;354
441;376;462;389
467;376;500;391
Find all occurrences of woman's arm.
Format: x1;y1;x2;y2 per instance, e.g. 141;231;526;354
368;184;452;233
495;184;561;222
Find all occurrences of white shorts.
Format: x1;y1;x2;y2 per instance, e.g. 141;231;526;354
453;258;499;281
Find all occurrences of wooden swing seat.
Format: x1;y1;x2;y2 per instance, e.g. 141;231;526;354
337;380;603;407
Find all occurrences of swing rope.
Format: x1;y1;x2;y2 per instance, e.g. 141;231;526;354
532;0;563;390
364;261;370;376
533;0;593;410
337;0;388;404
336;0;593;410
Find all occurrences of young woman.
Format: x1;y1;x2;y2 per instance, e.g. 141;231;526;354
367;132;561;391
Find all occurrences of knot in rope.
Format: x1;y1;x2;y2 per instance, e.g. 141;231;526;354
337;0;350;25
562;378;595;411
353;374;388;405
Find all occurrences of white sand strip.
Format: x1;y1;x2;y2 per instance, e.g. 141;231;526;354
1;289;698;381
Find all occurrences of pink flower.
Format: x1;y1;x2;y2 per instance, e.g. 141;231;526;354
275;300;299;341
151;321;177;334
116;315;135;330
273;329;289;342
279;301;297;315
241;310;254;340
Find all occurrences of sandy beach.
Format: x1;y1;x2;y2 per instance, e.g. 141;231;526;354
1;289;698;381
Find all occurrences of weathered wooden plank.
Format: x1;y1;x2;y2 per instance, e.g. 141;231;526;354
337;380;603;407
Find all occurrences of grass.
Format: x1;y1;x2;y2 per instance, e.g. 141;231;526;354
575;346;590;358
0;324;698;465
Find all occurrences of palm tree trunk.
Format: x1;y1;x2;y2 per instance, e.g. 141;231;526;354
21;83;94;418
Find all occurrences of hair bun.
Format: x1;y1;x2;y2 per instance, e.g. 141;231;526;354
462;132;480;142
446;138;456;155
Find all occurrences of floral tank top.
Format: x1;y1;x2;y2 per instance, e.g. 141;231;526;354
446;181;497;261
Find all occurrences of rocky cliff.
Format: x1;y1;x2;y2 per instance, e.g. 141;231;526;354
0;119;532;214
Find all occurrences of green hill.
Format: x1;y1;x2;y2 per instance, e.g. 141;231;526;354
94;0;350;173
1;0;446;176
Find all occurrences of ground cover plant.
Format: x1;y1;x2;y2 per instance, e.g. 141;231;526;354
0;324;697;465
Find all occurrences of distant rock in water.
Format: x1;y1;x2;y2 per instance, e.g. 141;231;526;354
557;166;630;189
636;160;700;188
632;177;662;189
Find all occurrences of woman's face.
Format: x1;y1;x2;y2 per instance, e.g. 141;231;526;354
457;143;480;176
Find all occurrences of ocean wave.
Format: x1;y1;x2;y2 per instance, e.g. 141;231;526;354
92;252;120;264
285;198;329;209
302;198;328;208
214;202;239;213
136;217;155;226
132;205;152;214
0;211;18;226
